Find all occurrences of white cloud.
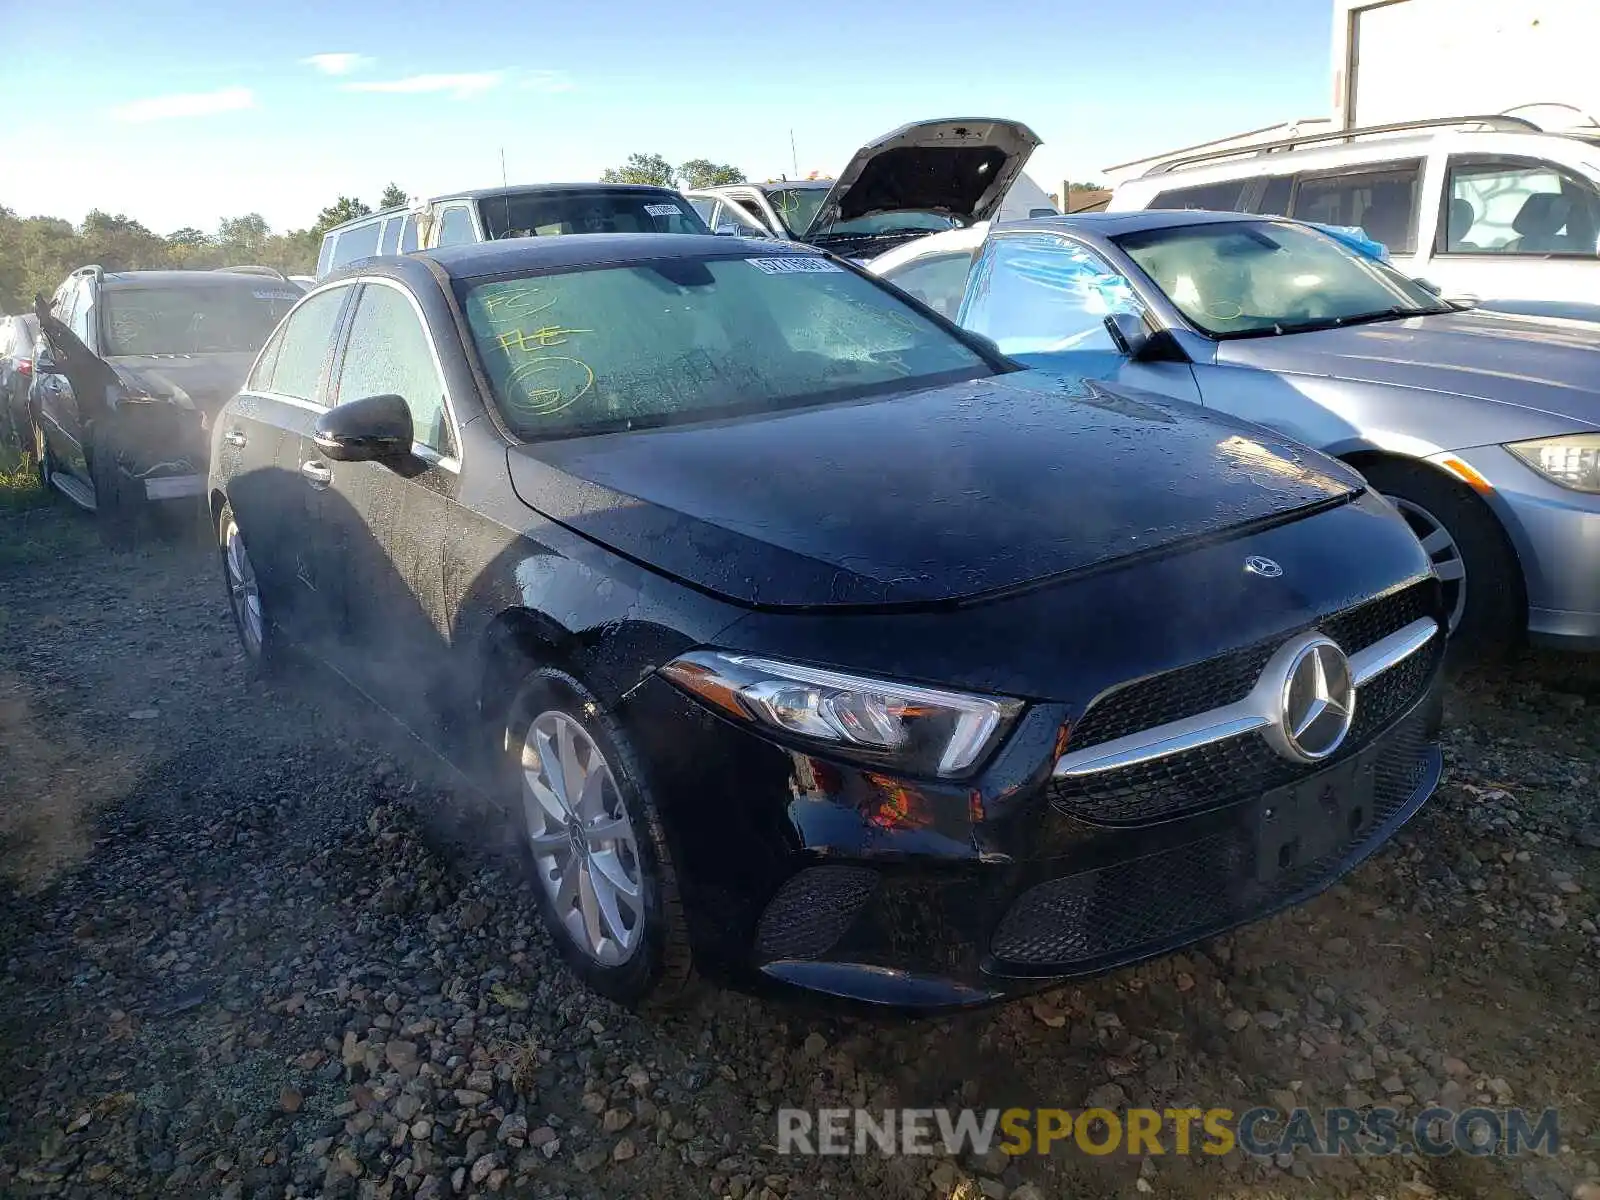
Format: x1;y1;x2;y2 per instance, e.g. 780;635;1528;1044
514;71;575;94
303;53;373;76
110;87;256;123
342;72;505;100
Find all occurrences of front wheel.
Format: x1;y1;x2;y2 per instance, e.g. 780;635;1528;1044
217;501;280;676
90;418;147;550
1362;460;1522;651
503;668;693;1006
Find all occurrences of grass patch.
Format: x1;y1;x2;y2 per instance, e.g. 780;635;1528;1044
0;448;94;566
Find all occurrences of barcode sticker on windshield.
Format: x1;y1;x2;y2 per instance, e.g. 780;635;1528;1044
746;257;842;274
644;203;682;217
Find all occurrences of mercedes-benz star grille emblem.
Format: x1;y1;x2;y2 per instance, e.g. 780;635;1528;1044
1244;556;1283;578
1275;637;1356;761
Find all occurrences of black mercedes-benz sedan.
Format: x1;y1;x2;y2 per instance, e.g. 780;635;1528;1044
208;233;1446;1008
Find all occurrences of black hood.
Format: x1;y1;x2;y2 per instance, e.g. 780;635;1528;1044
107;352;257;415
507;373;1360;610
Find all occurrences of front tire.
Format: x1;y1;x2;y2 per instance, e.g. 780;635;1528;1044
1362;460;1522;651
503;667;693;1006
90;417;146;550
217;501;280;677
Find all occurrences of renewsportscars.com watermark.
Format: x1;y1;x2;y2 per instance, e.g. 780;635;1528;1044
777;1106;1561;1159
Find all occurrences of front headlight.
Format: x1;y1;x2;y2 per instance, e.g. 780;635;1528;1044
1506;433;1600;493
660;650;1023;778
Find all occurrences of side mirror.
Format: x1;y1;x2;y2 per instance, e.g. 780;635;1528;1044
1104;311;1153;360
1413;277;1443;296
964;332;1005;359
713;224;746;237
314;393;413;462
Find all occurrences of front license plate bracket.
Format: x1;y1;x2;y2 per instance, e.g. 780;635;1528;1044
1255;748;1380;883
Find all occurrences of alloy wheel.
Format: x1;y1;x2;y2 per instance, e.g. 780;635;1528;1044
520;711;644;965
222;519;264;657
1385;493;1467;634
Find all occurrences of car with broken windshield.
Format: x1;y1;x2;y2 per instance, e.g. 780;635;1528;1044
873;211;1600;652
209;232;1446;1008
31;265;300;546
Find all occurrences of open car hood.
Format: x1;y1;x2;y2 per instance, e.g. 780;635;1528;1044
802;118;1041;238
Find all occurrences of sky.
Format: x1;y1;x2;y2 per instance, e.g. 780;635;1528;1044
0;0;1336;235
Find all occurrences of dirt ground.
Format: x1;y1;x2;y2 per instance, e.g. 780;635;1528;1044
1;490;1597;1200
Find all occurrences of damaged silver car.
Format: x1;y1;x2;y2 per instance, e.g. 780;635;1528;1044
30;265;299;546
685;118;1041;261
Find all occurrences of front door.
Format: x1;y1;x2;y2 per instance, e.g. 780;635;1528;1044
1424;153;1600;319
313;279;463;738
222;284;355;648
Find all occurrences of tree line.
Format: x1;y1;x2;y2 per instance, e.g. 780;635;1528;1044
0;184;410;314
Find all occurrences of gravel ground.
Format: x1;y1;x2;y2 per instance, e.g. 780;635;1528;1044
1;501;1598;1200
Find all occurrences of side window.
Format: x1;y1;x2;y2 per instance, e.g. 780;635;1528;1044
1441;157;1600;256
336;284;454;456
399;214;419;254
882;251;977;319
434;206;476;247
378;217;403;255
270;287;348;402
1290;161;1422;254
961;236;1143;356
1256;175;1294;217
1148;180;1247;212
331;220;382;269
70;283;96;347
710;201;767;236
688;197;716;224
247;321;287;392
316;234;337;278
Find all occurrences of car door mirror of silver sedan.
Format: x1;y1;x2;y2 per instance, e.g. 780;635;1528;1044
313;393;414;463
1104;312;1191;365
1413;277;1443;296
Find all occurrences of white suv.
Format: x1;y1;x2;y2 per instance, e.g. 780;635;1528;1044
1107;115;1600;321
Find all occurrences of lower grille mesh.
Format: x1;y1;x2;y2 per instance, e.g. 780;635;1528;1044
756;866;879;960
993;713;1434;968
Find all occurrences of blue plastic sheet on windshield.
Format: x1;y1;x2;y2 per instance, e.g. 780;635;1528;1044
1307;222;1390;262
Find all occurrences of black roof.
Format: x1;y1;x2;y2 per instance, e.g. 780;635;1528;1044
997;210;1283;236
419;233;814;280
96;269;299;290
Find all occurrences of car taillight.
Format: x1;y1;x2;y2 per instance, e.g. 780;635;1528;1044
16;359;31;376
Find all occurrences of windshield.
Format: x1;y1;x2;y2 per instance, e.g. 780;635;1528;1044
478;191;709;239
766;187;828;234
820;211;961;238
101;285;300;356
1114;220;1448;338
461;254;991;439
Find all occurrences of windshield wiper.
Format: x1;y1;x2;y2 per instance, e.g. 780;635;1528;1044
1225;305;1450;338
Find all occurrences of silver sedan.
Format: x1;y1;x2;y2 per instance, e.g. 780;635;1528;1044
869;211;1600;652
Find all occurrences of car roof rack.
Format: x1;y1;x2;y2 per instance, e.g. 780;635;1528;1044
1141;114;1544;177
213;265;290;280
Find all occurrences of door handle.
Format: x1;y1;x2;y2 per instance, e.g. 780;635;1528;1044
300;459;332;489
223;429;247;447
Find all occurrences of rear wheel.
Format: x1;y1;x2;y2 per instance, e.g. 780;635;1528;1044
1361;460;1522;651
503;667;693;1006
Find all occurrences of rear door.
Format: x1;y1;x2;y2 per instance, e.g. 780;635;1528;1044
220;283;355;645
313;278;464;735
1287;159;1425;276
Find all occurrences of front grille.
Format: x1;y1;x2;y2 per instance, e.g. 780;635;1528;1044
756;866;879;960
993;712;1434;968
1050;582;1439;825
1066;582;1434;754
